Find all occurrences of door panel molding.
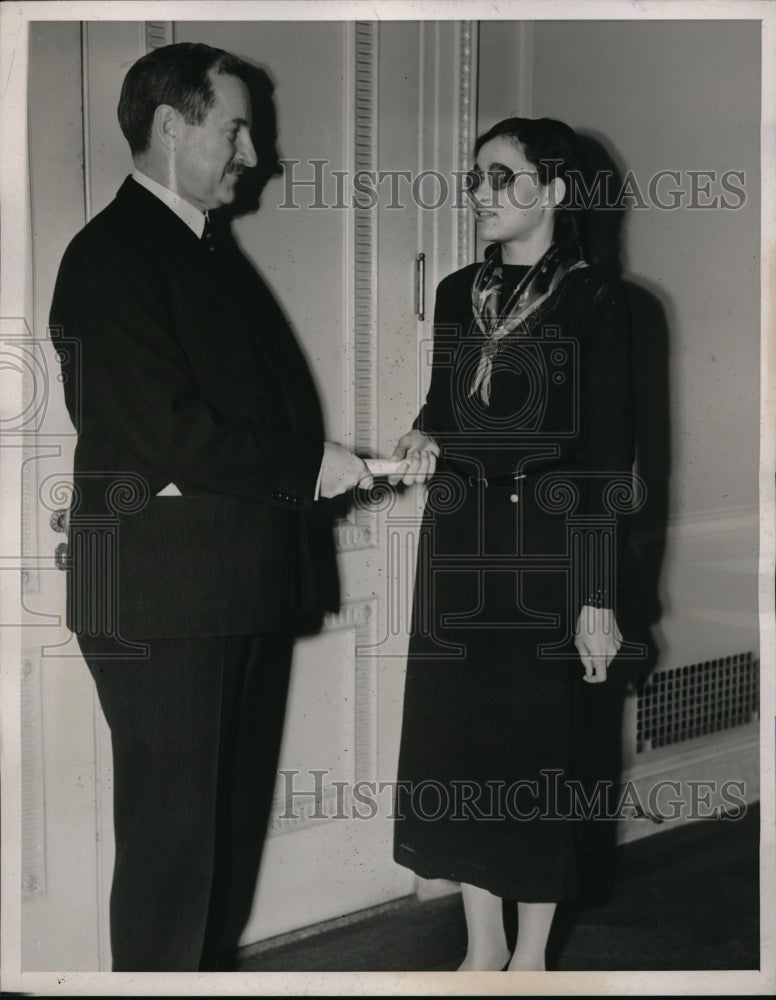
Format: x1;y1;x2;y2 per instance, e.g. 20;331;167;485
145;21;174;51
269;597;378;836
456;20;478;268
21;648;46;897
336;20;378;553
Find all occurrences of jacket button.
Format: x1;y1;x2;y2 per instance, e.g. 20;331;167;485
509;493;519;503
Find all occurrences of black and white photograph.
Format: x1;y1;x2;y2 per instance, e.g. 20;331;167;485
0;0;774;995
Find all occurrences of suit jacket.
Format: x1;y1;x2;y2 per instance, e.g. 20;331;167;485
50;176;331;640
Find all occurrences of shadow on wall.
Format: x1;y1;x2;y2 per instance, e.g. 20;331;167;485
212;59;343;642
221;61;284;220
576;129;672;675
568;131;672;911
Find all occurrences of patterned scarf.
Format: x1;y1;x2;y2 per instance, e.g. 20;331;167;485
469;243;587;405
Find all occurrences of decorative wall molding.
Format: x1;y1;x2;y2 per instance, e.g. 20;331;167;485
21;649;46;896
17;328;50;595
669;504;757;536
335;515;373;551
1;318;50;597
323;597;374;632
515;22;535;118
145;22;175;52
269;597;378;835
629;503;758;547
456;21;478;269
336;20;378;553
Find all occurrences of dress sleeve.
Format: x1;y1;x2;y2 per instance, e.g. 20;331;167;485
411;273;464;445
577;279;635;610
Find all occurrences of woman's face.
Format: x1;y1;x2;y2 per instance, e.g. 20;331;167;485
469;136;559;255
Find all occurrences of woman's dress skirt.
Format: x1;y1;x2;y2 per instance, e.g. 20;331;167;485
393;467;581;901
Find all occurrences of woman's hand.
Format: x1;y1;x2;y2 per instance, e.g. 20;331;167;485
574;605;623;684
388;430;440;486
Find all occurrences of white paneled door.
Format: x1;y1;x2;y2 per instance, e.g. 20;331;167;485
21;18;476;969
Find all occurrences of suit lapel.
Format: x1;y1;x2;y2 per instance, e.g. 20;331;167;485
115;178;307;426
121;179;288;379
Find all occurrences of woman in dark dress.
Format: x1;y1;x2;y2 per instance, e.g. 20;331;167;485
388;117;634;971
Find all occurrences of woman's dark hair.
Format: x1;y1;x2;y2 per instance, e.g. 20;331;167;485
474;116;587;258
118;42;249;156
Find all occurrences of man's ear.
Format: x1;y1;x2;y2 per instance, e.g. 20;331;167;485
152;104;180;152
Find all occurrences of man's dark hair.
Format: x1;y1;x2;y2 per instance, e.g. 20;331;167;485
117;42;249;156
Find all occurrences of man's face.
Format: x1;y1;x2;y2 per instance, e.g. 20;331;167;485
172;71;257;212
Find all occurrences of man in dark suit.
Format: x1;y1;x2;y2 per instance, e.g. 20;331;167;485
50;41;371;971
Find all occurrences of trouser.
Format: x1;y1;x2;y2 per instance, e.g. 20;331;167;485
80;632;293;971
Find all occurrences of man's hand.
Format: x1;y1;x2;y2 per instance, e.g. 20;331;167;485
388;430;440;486
319;441;374;498
574;605;623;684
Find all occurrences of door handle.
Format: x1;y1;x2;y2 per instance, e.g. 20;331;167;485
415;252;426;321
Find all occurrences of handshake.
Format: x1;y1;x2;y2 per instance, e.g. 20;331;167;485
319;430;440;499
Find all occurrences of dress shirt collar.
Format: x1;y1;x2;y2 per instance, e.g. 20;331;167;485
131;168;207;239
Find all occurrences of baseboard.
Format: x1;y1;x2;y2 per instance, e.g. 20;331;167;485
237;895;418;960
615;725;760;845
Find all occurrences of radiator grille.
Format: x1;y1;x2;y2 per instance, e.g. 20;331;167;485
636;651;759;753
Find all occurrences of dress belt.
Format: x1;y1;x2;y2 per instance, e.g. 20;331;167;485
452;458;578;488
464;473;525;487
